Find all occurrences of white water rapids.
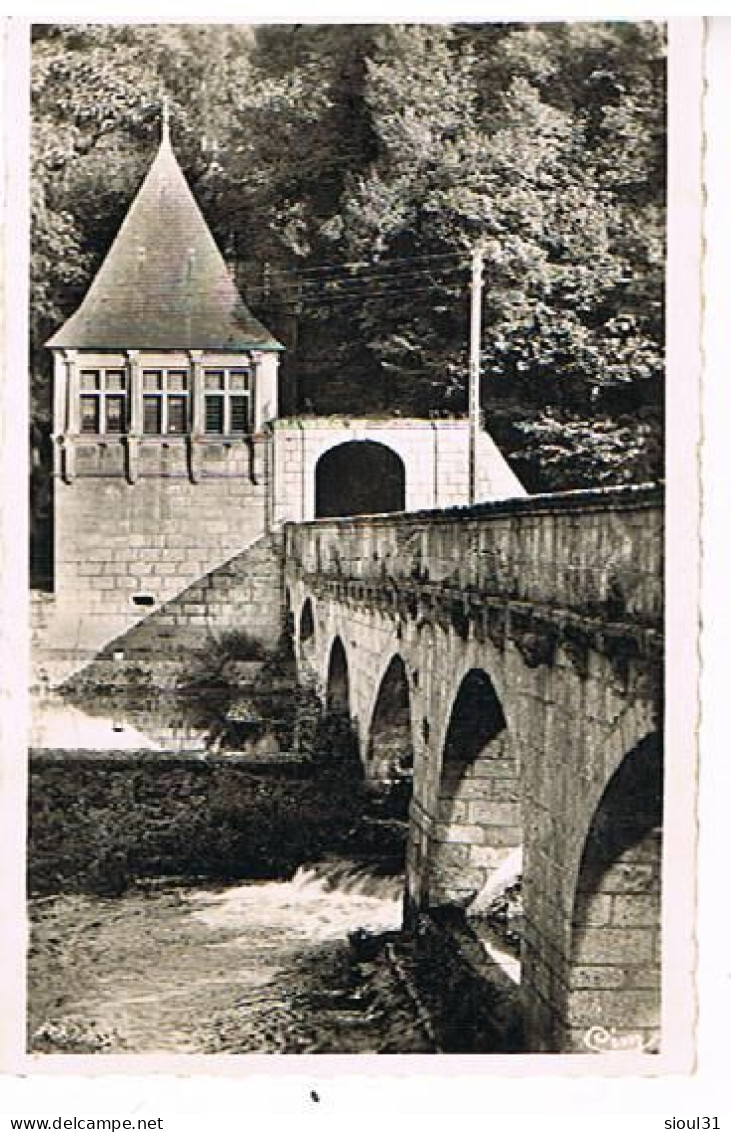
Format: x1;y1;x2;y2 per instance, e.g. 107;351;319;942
189;862;404;942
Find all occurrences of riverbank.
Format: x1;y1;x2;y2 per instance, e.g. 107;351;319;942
29;747;406;897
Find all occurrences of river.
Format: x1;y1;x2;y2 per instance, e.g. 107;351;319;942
28;688;522;1055
28;862;440;1055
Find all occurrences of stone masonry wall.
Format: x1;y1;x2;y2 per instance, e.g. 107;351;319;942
559;825;662;1053
428;732;522;907
96;532;284;660
554;733;662;1053
36;436;273;684
36;418;524;686
517;652;659;1052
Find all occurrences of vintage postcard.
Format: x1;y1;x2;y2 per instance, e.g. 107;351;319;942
0;7;717;1121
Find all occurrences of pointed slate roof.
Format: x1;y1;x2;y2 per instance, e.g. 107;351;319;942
47;124;283;352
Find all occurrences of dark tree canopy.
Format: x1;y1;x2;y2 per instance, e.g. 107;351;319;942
31;22;665;493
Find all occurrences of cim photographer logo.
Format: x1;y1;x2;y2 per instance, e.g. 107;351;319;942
583;1025;659;1053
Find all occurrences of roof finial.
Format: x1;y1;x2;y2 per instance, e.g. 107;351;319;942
161;96;171;146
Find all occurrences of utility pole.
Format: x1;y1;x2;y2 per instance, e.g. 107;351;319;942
161;95;170;145
468;244;484;505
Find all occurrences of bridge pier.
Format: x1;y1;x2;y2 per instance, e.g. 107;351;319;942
519;647;662;1052
414;667;522;909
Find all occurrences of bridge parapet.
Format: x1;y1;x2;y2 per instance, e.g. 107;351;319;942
284;484;663;634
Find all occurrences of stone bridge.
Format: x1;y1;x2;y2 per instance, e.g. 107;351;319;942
284;484;664;1052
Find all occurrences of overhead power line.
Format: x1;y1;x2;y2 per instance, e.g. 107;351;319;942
243;279;466;305
241;262;469;303
247;249;468;283
259;266;462;290
243;275;466;302
243;281;469;308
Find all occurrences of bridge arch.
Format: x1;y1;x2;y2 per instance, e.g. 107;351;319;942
283;586;294;640
309;634;362;777
564;731;662;1052
292;595;318;686
299;596;315;645
427;667;521;908
325;635;350;717
366;654;414;809
315;441;406;518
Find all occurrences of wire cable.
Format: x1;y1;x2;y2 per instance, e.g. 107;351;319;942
255;249;468;280
242;267;468;301
243;282;470;308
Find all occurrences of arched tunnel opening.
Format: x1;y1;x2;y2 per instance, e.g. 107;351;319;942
315;441;406;518
566;731;663;1053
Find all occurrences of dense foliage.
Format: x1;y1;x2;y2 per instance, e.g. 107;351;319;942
31;22;665;497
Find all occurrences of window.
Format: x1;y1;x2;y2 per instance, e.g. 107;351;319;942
204;368;252;435
76;363;250;438
142;369;189;435
79;369;127;434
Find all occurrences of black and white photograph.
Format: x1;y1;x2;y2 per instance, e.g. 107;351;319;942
2;10;711;1095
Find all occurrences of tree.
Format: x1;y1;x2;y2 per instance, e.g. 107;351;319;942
30;21;666;513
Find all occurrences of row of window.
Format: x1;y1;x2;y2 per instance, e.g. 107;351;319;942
78;367;253;436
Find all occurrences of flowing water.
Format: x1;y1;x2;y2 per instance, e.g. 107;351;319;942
29;692;522;1053
28;862;432;1055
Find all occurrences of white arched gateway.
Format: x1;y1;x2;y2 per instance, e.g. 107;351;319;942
270;417;525;526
